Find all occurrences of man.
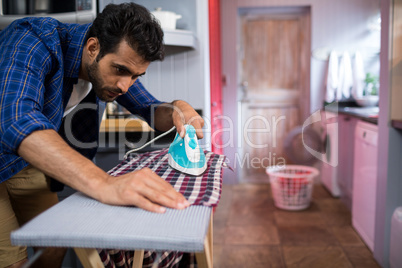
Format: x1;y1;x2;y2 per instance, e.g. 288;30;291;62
0;3;204;267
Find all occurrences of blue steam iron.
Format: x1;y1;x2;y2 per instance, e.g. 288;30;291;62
168;124;207;176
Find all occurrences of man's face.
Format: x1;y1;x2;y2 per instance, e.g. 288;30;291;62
87;40;150;102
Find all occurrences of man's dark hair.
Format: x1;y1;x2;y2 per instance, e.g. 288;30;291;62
87;3;164;62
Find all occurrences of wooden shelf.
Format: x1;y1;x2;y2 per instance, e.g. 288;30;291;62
163;29;198;49
100;118;154;133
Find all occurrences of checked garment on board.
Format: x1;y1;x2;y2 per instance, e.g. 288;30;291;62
98;148;226;268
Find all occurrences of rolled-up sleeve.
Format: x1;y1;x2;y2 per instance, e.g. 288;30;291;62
1;112;57;154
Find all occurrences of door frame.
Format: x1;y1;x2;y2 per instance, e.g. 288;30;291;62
236;7;311;181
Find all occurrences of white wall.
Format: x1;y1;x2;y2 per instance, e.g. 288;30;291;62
221;0;380;182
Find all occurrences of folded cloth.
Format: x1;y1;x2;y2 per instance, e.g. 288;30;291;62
325;50;339;103
338;51;353;99
98;148;227;268
352;51;365;99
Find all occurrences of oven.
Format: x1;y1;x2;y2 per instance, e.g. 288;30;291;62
0;0;97;29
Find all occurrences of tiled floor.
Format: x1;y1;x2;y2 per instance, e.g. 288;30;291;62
212;183;381;268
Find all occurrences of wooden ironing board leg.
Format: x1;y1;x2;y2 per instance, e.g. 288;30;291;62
74;248;103;268
132;250;144;268
73;248;145;268
195;214;213;268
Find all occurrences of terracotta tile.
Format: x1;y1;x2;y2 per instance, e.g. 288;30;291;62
225;224;280;245
213;211;229;229
312;184;333;199
213;244;223;267
213;222;227;245
230;185;273;209
240;173;271;184
214;184;233;227
331;226;366;246
227;205;276;226
320;211;352;226
216;245;285;268
282;246;353;268
315;198;350;213
218;184;234;210
209;182;381;268
274;210;325;226
342;246;381;268
214;204;230;227
277;226;338;246
232;183;270;194
301;200;321;212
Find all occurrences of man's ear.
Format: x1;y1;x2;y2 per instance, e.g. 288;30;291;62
86;37;100;60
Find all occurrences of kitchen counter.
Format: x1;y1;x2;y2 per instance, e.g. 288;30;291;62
338;106;379;124
325;103;379;124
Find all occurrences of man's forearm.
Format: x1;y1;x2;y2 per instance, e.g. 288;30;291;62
16;128;190;212
17;129;108;201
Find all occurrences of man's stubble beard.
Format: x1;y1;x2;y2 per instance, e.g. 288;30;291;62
87;59;120;102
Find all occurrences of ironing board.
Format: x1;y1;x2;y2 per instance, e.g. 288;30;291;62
11;149;226;268
11;192;213;268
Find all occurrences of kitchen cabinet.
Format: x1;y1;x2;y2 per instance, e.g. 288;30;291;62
337;113;359;211
352;120;379;252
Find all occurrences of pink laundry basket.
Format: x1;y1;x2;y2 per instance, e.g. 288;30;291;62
266;165;319;210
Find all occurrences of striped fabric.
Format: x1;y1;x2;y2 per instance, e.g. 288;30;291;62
99;148;226;268
109;148;224;207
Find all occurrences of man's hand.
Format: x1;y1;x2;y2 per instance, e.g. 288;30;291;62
172;100;204;139
154;100;204;139
101;168;189;213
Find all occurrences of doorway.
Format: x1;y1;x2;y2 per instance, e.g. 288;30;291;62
238;7;311;182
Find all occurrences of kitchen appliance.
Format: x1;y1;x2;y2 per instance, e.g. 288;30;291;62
283;126;322;166
320;111;341;197
390;206;402;268
352;120;378;252
0;0;96;29
168;124;207;176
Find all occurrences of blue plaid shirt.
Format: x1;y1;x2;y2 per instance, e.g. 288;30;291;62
0;17;162;182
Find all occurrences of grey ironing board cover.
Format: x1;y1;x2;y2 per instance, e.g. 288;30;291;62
11;192;211;252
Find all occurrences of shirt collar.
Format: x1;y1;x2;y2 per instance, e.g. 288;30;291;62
64;23;92;80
